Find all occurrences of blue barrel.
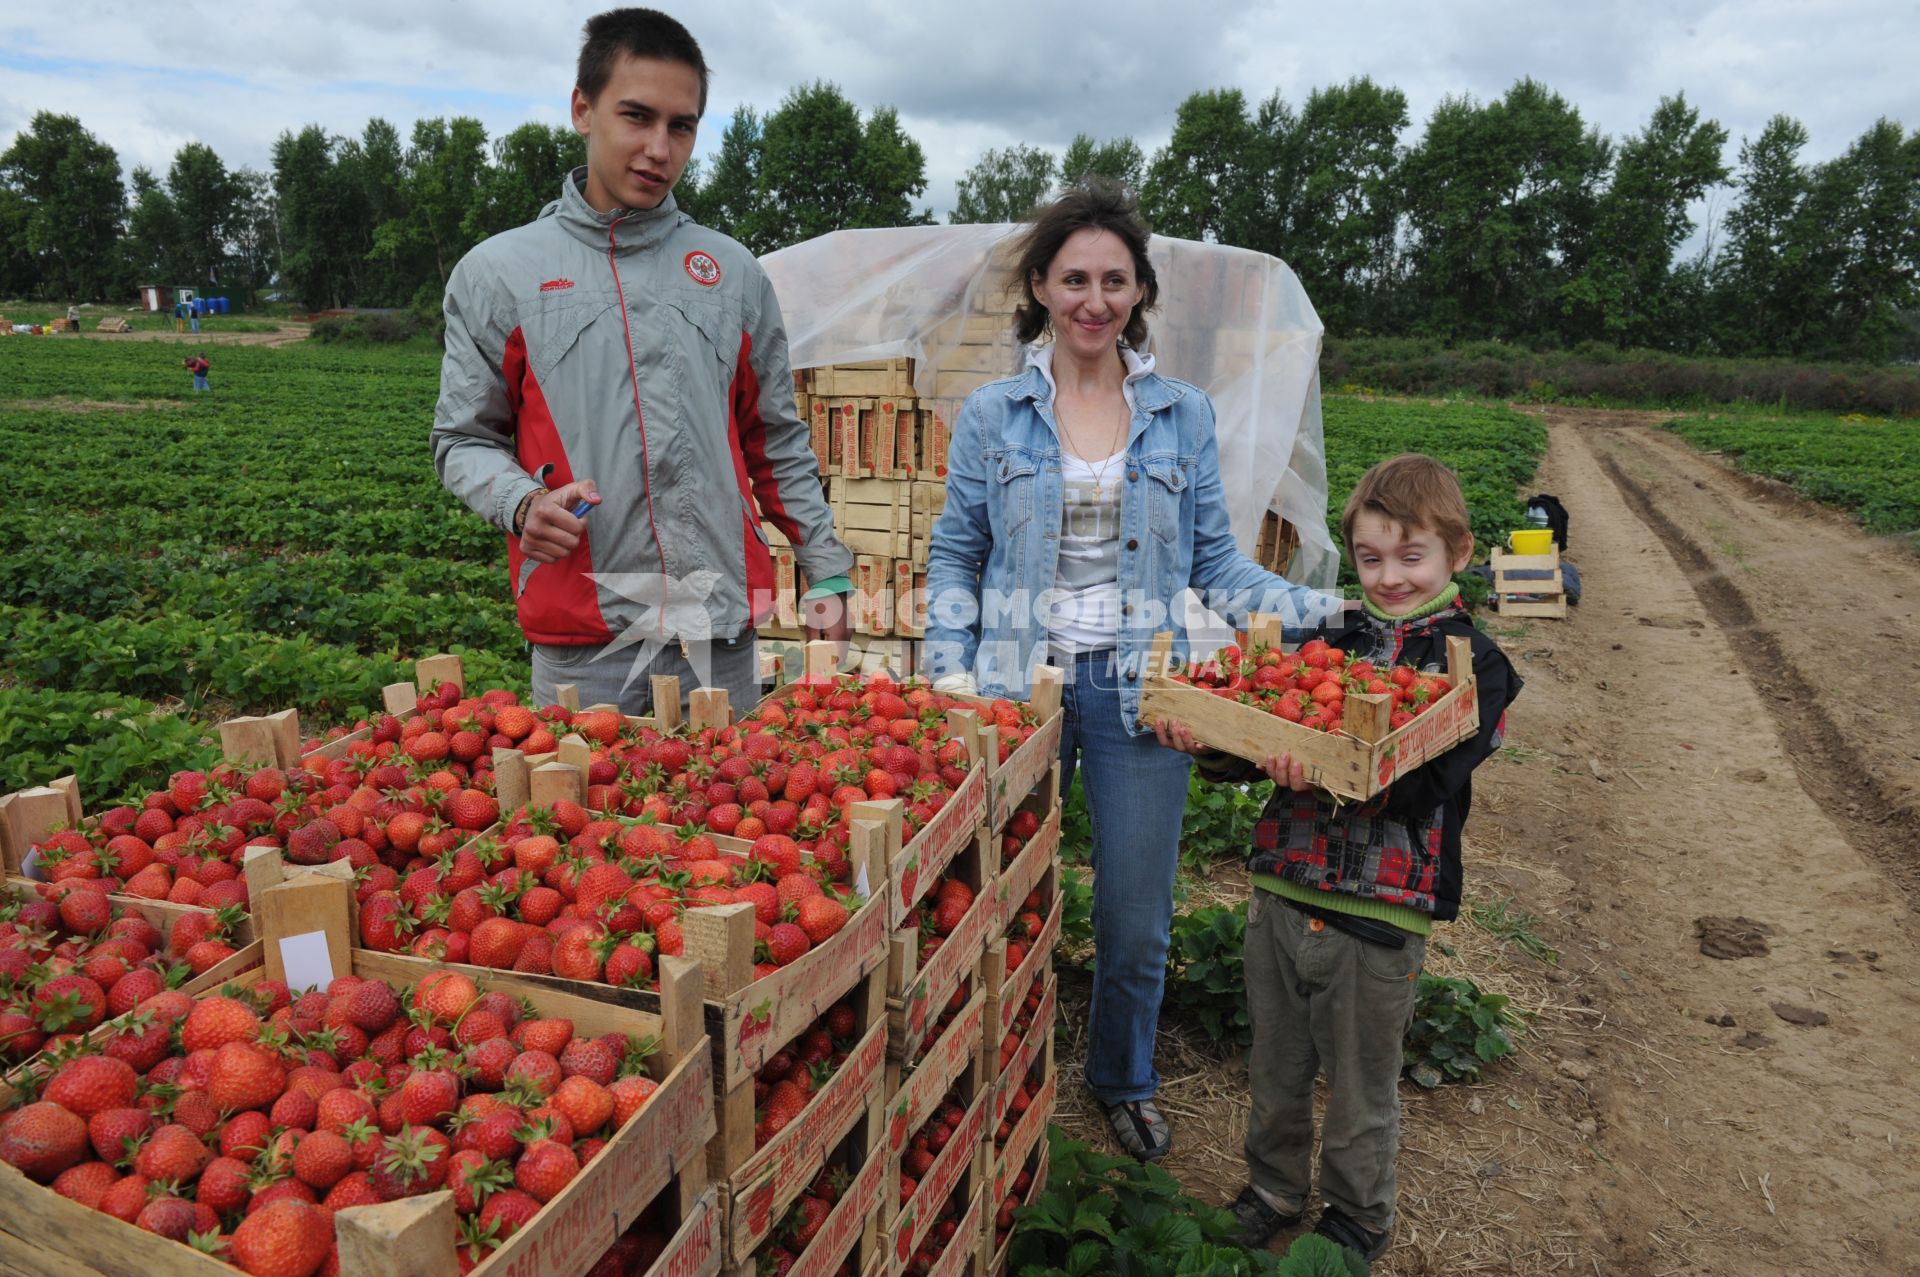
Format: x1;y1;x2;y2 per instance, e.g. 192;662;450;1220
220;298;231;314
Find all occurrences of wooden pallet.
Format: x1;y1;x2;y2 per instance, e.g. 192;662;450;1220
1139;616;1480;802
1491;546;1569;619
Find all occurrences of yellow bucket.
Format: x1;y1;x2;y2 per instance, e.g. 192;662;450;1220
1509;529;1554;555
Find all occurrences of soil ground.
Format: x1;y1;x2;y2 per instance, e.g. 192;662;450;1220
1056;404;1920;1274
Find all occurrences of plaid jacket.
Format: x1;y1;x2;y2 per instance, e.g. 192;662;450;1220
1200;604;1521;921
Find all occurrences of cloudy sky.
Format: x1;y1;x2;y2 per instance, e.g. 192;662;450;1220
5;0;1916;225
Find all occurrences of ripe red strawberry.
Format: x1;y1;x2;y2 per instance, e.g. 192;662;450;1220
44;1055;137;1118
608;1075;659;1128
87;1106;152;1164
400;1068;460;1127
369;1125;452;1200
795;895;849;944
468;917;528;969
514;1137;579;1203
134;1122;210;1183
32;974;108;1033
56;889;112;936
0;1101;89;1181
446;789;499;831
552;1075;615;1137
207;1041;287;1112
292;1128;354;1190
198;1154;253;1214
220;1109;274;1161
480;1186;541;1239
230;1197;333;1277
51;1159;120;1208
763;923;810;966
181;994;261;1052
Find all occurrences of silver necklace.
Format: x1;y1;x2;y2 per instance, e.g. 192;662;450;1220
1059;395;1129;500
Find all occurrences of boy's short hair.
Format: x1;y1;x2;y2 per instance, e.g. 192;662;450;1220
577;8;710;114
1340;453;1474;561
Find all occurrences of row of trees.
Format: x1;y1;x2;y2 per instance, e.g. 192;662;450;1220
3;77;1915;360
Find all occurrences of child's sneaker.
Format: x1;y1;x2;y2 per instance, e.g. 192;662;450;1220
1229;1184;1303;1249
1314;1205;1391;1262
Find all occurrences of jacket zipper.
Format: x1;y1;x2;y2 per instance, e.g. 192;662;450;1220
606;216;671;637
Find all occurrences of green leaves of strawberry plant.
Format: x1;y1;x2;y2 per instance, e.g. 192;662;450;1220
1010;1128;1370;1275
1403;973;1526;1088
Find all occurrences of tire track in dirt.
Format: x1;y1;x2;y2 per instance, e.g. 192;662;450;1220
1589;442;1920;900
1478;412;1920;1274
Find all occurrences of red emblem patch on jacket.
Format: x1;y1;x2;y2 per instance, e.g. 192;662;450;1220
538;278;574;292
684;251;721;286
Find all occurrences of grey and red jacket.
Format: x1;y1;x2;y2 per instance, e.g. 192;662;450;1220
431;169;851;645
1198;604;1521;921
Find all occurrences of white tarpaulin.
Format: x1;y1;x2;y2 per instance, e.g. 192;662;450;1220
761;225;1337;587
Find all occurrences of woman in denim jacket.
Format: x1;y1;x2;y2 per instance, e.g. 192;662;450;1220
924;183;1344;1160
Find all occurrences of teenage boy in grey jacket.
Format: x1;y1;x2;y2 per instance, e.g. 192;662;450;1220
432;8;852;713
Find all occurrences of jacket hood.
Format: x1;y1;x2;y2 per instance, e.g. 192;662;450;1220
542;166;686;251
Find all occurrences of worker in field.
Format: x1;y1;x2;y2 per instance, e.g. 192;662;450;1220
183;352;210;392
432;7;853;715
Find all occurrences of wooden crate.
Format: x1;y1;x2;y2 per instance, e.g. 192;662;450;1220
884;985;987;1156
1490;546;1568;619
717;985;887;1266
806;360;916;399
0;950;715;1277
985;1042;1055;1211
981;1132;1048;1275
767;1112;890;1277
1254;510;1301;577
882;828;995;1066
889;1180;985;1277
983;874;1060;1047
982;963;1055;1102
884;1082;989;1275
988;797;1060;932
1138;618;1479;802
948;671;1064;837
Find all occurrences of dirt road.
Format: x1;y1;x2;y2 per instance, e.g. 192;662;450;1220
1060;405;1920;1273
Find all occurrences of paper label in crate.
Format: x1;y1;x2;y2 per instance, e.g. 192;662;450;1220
873;400;898;477
995;979;1056;1124
896;404;917;475
731;894;887;1074
838;403;865;477
789;1134;887;1277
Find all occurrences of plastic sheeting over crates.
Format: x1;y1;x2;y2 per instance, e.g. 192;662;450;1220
762;225;1337;587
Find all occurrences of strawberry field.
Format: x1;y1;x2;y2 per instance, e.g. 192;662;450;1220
1663;408;1920;537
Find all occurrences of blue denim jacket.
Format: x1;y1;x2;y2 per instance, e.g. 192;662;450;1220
924;362;1341;730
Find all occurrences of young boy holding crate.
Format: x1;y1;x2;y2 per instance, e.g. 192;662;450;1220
1157;453;1523;1262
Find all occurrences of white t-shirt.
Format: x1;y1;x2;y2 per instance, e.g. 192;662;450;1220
1046;449;1128;653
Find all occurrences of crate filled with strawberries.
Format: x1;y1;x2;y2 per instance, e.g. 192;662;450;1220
980;1022;1053;1254
982;1137;1046;1272
749;658;991;933
945;666;1064;839
0;943;717;1277
889;1180;983;1277
880;819;994;1070
717;979;889;1268
742;1113;889;1277
1139;617;1479;802
0;881;260;1071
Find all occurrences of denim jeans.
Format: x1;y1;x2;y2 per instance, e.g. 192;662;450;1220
192;374;208;391
1057;648;1192;1103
